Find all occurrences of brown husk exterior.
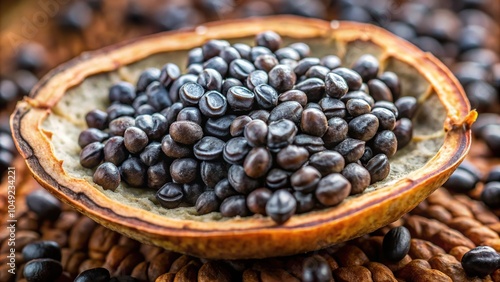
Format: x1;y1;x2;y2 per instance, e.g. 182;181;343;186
11;16;474;259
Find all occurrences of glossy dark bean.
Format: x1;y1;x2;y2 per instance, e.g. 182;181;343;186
102;138;128;165
197;68;223;91
267;119;298;152
352;54;379;81
392;118;413;150
315;173;350;206
249;110;270;122
22;241;61;262
331;68;363;91
305;65;330;80
255;31;282;52
228;165;260;194
319;97;346;119
23;258;63;282
179;82;204;106
177;107;202;125
254;54;279;72
461;246;500;278
280;58;298;69
226;86;254;111
147;161;171;189
199;91;228;118
482;125;500;155
246;70;268;91
266;189;296;224
74;267;111;282
200;161;227;188
221;195;250;217
302;255;333;282
121;157;147;187
266;168;289;190
109;82;136;104
373;101;399;117
169;74;197;103
244;119;268;147
250;46;273;61
268;101;303;124
346;99;371;117
348;113;379;141
379;72;401;100
170;158;198;184
305;102;321;111
486;166;500;183
135;104;155;116
214;178;238;200
109;116;135;136
458;161;482;183
360;147;373;164
254;84;278;109
136;68;161;92
292;191;314;214
135;114;160;140
220;46;241;63
187;47;203;65
230;115;252;137
168;121;203;145
229;59;255;80
123;127;148;153
372;130;398;158
340;91;375;107
223;137;251;164
395;96;418;119
221;79;243;97
442;167;478;193
324;72;349;98
294;58;320;77
291;166;321;193
295;78;325;102
278;90;308;106
196;191;220;215
334;138;365;163
372;108;397;131
159;63;180;88
146;81;172;110
481;182;500;208
288;42;310;59
368;79;393;102
365;154;390;183
161;135;192;158
233;43;251;60
203;57;228;77
247;188;272;215
139;142;162;166
80;142;104;168
309;150;345;176
244;147;272;178
342;163;371;195
26;190;61;221
202;39;229;60
383;226;411;261
78;128;108;148
85;109;108;130
182;183;204;206
268;64;296;92
156;183;183;208
320;55;341;69
205;115;235;139
93;162;121;191
322;117;348;148
107;103;135;121
275;47;300;61
300;108;328;137
276;145;309;171
294;134;326;154
193;136;225;161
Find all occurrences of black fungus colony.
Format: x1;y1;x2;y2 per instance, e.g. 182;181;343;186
78;31;416;224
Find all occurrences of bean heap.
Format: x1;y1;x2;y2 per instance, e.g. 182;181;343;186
78;31;415;224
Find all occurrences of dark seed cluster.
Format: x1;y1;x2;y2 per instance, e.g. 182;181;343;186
78;31;415;224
